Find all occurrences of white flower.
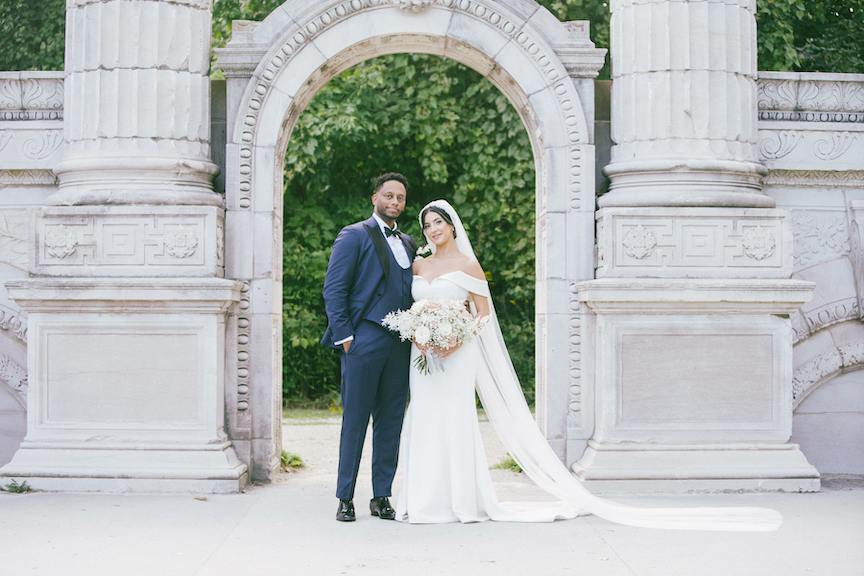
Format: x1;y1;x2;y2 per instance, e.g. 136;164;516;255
415;325;432;345
410;299;427;312
437;322;453;337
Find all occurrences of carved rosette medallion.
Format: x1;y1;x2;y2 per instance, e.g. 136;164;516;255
742;226;776;260
164;227;199;259
622;225;657;259
44;225;78;258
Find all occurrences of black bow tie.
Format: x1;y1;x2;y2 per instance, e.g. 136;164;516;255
384;226;400;238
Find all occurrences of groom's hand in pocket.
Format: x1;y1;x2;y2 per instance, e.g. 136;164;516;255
342;341;351;353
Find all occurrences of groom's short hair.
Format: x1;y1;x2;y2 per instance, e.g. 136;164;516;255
373;172;409;194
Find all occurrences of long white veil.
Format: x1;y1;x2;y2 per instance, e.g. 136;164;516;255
419;199;782;531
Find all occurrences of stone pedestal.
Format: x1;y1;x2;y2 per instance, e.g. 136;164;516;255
0;278;247;493
575;207;820;492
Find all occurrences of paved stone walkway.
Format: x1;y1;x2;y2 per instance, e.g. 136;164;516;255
0;417;861;575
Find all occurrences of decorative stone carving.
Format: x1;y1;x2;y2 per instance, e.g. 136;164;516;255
33;206;225;277
0;304;27;342
164;227;200;259
759;131;804;160
0;211;29;271
742;226;776;261
568;289;582;419
764;170;864;188
622;225;657;260
793;341;864;407
0;170;58;187
22;130;63;161
814;131;859;161
792;212;850;269
792;298;859;344
0;72;64;121
44;225;79;259
758;73;864;121
216;223;225;265
0;131;12;152
235;282;252;425
596;208;791;279
793;349;842;403
0;353;27;403
392;0;433;10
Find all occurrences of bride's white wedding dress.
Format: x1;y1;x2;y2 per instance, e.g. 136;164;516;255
395;199;782;531
396;271;581;523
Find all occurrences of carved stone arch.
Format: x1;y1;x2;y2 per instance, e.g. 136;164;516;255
218;0;605;480
793;337;864;410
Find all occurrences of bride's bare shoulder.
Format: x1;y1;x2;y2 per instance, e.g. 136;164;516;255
412;258;430;275
461;257;486;281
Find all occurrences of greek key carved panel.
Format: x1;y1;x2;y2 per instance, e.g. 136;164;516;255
33;207;225;277
597;209;789;278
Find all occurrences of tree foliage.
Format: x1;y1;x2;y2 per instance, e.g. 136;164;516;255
756;0;864;73
0;0;65;71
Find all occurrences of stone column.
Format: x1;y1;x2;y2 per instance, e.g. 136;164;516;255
52;0;219;206
575;0;820;491
602;0;771;208
0;0;247;492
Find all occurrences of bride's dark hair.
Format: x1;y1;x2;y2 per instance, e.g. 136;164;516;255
420;205;457;238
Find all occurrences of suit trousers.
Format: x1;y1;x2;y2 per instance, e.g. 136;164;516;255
336;320;411;501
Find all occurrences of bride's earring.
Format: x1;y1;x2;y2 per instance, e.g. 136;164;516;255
452;227;457;239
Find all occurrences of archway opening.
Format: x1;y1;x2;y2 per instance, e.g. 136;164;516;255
279;52;539;411
220;2;599;481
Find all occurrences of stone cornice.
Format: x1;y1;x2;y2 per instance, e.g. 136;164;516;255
0;72;64;121
758;72;864;124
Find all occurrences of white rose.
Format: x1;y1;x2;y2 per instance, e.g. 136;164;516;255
437;322;453;337
415;325;431;345
410;299;427;312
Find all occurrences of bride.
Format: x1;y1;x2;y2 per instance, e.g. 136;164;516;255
395;199;782;531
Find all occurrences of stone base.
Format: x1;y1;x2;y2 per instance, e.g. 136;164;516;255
574;441;820;494
2;277;248;494
0;443;247;493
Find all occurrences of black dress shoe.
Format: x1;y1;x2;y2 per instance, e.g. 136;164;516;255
336;499;355;522
370;496;396;520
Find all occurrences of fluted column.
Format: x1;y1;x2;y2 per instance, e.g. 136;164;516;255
52;0;219;206
601;0;773;208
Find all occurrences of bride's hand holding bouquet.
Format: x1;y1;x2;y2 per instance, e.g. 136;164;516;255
383;298;488;374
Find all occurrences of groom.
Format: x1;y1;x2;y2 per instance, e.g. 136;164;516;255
321;173;417;522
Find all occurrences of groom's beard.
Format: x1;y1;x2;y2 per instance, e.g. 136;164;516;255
376;207;403;223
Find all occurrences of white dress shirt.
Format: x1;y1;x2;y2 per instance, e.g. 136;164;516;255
372;212;412;269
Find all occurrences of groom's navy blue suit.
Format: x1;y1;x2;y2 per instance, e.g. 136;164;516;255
322;215;417;501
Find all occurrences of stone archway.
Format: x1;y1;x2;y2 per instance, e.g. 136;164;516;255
217;0;605;481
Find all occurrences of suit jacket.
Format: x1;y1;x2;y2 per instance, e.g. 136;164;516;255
321;216;418;349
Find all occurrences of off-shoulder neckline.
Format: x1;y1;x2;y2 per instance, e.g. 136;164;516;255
413;270;484;284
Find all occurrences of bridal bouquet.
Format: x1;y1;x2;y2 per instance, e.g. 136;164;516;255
383;299;489;374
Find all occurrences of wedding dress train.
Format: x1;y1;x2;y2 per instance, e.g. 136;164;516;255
395;199;782;531
396;272;580;523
